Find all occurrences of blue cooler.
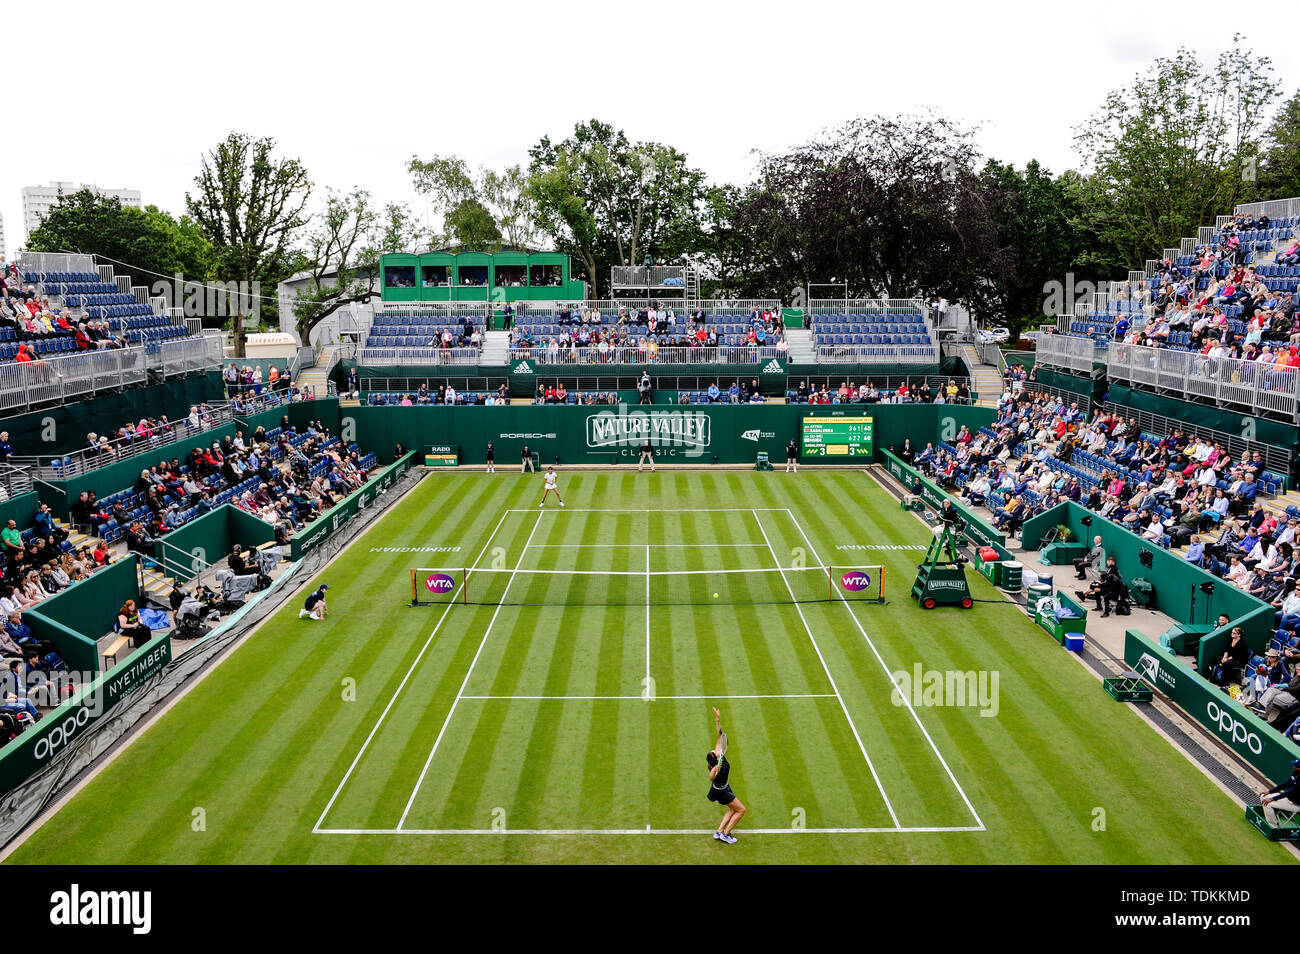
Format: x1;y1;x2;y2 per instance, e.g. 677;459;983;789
1064;632;1085;653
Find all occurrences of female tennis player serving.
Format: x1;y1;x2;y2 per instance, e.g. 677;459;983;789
707;706;746;843
539;465;564;507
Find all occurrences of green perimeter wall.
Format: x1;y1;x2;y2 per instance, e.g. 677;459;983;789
153;505;277;584
346;404;997;470
24;556;145;674
880;450;1010;557
0;630;171;795
0;492;40;533
1020;501;1274;669
1125;629;1300;783
0;372;223;456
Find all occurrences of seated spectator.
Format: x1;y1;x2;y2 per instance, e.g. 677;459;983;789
116;599;152;649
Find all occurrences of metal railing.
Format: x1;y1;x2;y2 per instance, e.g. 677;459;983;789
0;347;148;414
1101;400;1291;477
9;414;232;480
1017;382;1093;416
1234;197;1300;222
145;335;224;375
528;300;782;314
357;347;482;366
610;266;688;288
1035;334;1106;374
15;252;96;275
807;298;928;314
1106;343;1300;422
358;376;508;396
506;345;787;366
814;345;938;364
0;464;33;498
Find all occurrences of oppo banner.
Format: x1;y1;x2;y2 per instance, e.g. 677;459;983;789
0;635;172;795
1124;629;1300;783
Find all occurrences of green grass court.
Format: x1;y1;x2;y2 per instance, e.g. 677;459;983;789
5;470;1291;864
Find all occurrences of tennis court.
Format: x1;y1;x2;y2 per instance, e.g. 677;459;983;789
4;470;1284;864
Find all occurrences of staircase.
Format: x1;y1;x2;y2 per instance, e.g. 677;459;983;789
481;330;510;366
296;345;336;398
954;342;1003;407
59;518;179;604
784;328;817;363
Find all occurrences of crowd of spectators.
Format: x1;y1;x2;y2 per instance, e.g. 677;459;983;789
786;379;972;405
1084;216;1300;366
905;389;1280;569
511;305;786;364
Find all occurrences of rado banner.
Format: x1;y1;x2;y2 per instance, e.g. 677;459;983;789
586;407;711;458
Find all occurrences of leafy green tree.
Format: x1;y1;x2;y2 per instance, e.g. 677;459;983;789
187;133;312;356
291;190;419;346
26;190;214;285
1259;90;1300;201
976;160;1098;338
709;115;997;307
407;155;537;249
1072;39;1276;271
527;120;711;296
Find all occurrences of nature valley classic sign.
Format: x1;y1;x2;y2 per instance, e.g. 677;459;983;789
586;407;711;459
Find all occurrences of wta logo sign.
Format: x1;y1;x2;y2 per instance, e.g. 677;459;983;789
839;571;872;592
424;573;456;594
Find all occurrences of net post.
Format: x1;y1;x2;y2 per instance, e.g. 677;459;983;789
880;564;886;604
828;565;833;603
410;568;416;606
462;568;468;604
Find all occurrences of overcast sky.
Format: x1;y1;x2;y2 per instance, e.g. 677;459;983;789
3;0;1297;256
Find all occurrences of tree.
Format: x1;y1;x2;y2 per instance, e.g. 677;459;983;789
527;120;711;296
26;190;214;285
187;133;312;356
1072;39;1276;271
709;115;998;307
1259;90;1300;201
407;155;538;249
291;190;419;346
975;160;1097;339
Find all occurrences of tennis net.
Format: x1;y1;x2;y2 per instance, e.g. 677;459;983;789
409;565;885;607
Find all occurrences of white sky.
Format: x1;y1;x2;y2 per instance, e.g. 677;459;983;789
2;0;1297;256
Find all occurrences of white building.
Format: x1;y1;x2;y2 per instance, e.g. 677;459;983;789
21;181;141;237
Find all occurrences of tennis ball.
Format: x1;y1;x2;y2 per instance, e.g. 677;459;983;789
713;593;719;599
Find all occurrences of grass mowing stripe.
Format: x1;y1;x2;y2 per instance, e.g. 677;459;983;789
396;509;546;830
780;495;984;830
751;507;901;829
313;502;514;831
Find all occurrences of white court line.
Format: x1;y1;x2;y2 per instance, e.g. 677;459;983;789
750;509;901;830
312;507;513;834
528;543;770;548
645;544;651;687
505;508;786;513
783;508;986;832
396;509;547;831
460;694;837;701
316;826;985;836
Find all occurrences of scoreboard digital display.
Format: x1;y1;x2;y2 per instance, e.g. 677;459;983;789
800;416;874;458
